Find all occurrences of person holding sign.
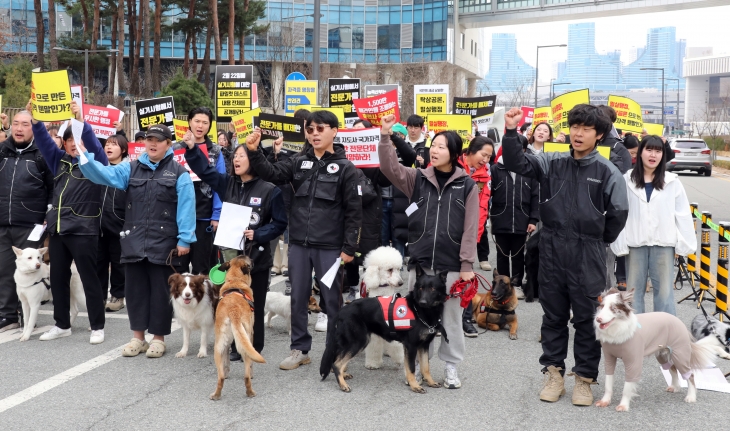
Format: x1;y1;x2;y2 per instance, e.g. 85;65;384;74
245;110;362;371
184;135;287;357
30;100;108;344
76;124;196;358
378;114;479;390
405;115;430;168
501;105;628;406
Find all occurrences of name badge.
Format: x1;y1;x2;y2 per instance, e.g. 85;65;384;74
405;202;418;217
301;161;314;170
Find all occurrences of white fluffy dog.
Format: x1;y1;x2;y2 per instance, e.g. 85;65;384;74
361;246;405;369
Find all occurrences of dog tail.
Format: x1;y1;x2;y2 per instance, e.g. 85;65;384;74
690;340;716;370
320;341;337;381
232;319;266;364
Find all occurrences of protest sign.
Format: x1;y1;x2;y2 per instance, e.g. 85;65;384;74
426;114;472;143
414;85;448;116
364;84;399;98
135;96;175;130
128;142;208;182
551;89;590;134
215;65;253;122
70;85;83;112
518;106;534;129
643;122;664;136
253;113;306;142
231;108;261;142
208;121;217;141
334;128;380;168
173;119;189;141
329;78;361;127
82;104;123;139
30;70;73;121
532;107;554;130
352;89;400;127
453;95;496;118
608;95;643;133
544;142;610;159
285;80;318;113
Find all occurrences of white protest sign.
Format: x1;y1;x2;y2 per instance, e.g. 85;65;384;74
333;127;380;168
214;203;253;250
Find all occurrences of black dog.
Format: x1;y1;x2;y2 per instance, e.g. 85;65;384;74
523;231;540;303
320;263;448;394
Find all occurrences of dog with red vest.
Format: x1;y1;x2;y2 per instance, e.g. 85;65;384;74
320;263;449;394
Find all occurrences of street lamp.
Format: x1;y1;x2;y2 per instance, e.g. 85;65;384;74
641;67;665;129
535;44;567;108
53;47;119;98
666;77;680;132
551;82;571;101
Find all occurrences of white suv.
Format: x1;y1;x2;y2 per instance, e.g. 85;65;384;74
668;139;712;177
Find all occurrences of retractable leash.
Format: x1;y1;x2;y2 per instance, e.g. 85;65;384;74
449;272;492;308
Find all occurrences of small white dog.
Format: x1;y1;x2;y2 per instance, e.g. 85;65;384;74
13;247;85;341
264;292;322;334
361;246;405;369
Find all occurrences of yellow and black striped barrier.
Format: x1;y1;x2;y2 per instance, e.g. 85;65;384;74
700;211;712;299
717;222;729;321
687;203;699;283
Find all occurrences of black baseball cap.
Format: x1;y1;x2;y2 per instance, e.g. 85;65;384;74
134;131;146;141
145;124;172;141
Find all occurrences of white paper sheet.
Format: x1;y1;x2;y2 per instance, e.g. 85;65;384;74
71;118;84;146
320;258;342;289
28;224;46;241
660;366;730;393
57;122;68;140
405;202;418;217
213;203;252;250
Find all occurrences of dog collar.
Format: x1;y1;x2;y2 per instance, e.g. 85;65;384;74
411;303;441;334
222;288;255;311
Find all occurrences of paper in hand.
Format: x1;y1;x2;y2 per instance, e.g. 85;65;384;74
320;258;342;289
28;224;46;242
213;202;252;250
57;122;68;140
71;119;84;145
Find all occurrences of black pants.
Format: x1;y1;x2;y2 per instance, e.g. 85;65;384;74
344;261;360;292
477;228;490;262
175;220;214;275
49;234;106;330
615;255;626;284
250;271;269;353
125;259;175;335
0;225;43;320
494;233;527;285
97;230;125;300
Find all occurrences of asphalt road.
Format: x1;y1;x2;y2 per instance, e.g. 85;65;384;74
1;173;729;430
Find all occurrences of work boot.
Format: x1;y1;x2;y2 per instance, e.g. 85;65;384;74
279;349;311;370
105;296;125;312
569;373;597;406
463;320;478;338
539;366;565;402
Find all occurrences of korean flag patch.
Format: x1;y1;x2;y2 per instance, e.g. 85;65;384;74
250;197;262;206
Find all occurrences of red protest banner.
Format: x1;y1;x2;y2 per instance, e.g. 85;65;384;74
517;106;534;129
352;89;399;127
127;143;208;182
82;104;123;139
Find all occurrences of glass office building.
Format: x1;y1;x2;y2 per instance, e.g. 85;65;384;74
479;33;535;93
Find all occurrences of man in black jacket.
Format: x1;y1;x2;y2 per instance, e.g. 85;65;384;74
0;111;54;332
502;105;628;407
246;110;362;370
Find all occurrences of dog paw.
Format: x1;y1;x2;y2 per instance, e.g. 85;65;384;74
666;386;678;393
595;400;610;407
616;404;629;412
209;393;221;401
339;384;351;393
509;333;518;340
246;390;256;398
343;372;353;380
409;385;426;394
175;351;187;358
684;395;696;403
426;381;441;388
364;364;381;370
720;353;730;360
19;335;29;342
197;351;207;358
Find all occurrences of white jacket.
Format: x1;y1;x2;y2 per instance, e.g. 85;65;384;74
611;170;697;257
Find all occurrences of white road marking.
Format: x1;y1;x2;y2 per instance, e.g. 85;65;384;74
0;326;53;345
37;310;131;320
0;321;181;414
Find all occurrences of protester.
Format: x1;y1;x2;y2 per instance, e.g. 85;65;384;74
134;131;146;143
501;105;628;406
610;135;696;314
597;105;633;174
245;111;361;370
0;111;54;332
97;134;129;312
527;122;552;154
217;131;233;175
78;124;196;358
184;132;287;357
30;101;108;344
623;134;639;167
378;114;478;390
405;114;430;168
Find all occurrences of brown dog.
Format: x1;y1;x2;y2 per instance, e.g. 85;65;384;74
210;256;266;400
472;270;519;340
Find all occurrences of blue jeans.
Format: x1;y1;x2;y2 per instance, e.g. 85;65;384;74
626;246;676;315
381;198;405;257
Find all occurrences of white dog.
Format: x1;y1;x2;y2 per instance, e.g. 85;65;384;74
691;314;730;360
13;247;85;341
361;246;405;369
264;292;322;334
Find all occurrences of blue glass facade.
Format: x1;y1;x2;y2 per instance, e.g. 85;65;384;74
556;23;622;91
478;33;535;93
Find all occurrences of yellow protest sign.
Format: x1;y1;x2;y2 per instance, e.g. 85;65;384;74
608;95;643;133
415;94;448;116
532;107;553;130
426;114;472;145
231;108;261;142
643;123;664;136
544;142;610;159
208;121;217;141
550;89;589;134
30;70;73;121
285;80;318;114
173;119;189;141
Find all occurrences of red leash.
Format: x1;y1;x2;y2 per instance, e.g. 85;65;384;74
449;272;492;308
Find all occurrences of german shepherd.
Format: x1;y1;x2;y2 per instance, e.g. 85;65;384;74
523;231;540;302
320;263;448;394
209;256;266;400
472;269;519;340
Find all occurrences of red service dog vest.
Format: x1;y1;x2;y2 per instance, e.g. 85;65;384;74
378;295;416;331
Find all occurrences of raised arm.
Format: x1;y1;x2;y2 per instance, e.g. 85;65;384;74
184;142;229;197
245;130;296;183
175;172;197;248
78;148;131;190
377;114;417;198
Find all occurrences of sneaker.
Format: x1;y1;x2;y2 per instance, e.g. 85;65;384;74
345;287;357;304
0;318;19;333
105;297;125;312
569;373;597;406
463;320;478;338
279;349;311;370
479;261;492;271
282;267;289;277
404;362;423;385
539;366;566;402
515;287;525;300
39;326;72;341
90;329;105;344
284;279;292;296
271;267;281;275
315;312;328;332
444;363;461;389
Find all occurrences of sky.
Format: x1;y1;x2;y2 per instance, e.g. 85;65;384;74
480;5;730;84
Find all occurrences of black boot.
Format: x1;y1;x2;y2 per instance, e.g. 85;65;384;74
230;342;242;362
462;307;478;338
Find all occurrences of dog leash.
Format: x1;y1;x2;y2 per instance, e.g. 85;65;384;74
698;300;730;353
166;249;180;274
491;232;532;259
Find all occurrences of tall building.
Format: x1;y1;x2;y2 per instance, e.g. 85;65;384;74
555;23;622;91
623;27;685;89
479;33;535;93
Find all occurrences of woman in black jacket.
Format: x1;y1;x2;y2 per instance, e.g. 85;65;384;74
184;137;288;357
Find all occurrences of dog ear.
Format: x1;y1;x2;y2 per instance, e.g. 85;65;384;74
37;247;48;256
167;273;181;287
362;265;380;292
12;246;23;257
605;286;620;297
438;271;449;285
493;268;500;278
219;261;231;272
619;288;634;306
414;262;424;278
510;276;520;287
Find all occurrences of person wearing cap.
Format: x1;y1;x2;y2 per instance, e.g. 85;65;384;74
134;131;146;143
28;100;108;345
76;123;196;358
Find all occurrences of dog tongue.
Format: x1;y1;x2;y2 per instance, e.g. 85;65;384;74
184;299;191;304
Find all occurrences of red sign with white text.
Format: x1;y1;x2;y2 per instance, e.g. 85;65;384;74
127;143;208;182
82;104;123;139
352;89;400;127
518;106;534;130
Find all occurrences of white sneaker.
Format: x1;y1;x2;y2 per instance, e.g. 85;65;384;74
315;312;328;332
39;326;72;341
479;261;492;271
515;287;525;300
444;362;462;389
90;329;105;344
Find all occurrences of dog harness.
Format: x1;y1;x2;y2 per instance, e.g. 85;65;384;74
378;294;416;332
30;277;51;290
221;288;255;311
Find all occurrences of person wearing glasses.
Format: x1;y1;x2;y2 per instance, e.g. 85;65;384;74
245;111;362;371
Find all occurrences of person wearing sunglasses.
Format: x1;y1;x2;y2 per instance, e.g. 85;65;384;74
245;110;362;372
